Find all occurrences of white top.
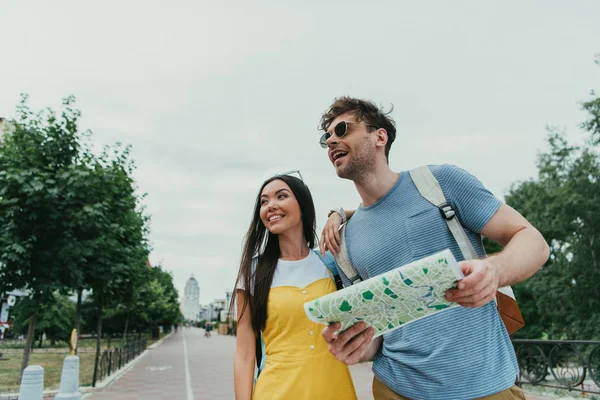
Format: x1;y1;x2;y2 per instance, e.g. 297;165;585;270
272;251;330;289
238;251;330;294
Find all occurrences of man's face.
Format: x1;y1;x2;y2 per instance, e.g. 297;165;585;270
325;112;377;180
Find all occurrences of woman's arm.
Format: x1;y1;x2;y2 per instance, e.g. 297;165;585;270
320;208;356;256
234;289;256;400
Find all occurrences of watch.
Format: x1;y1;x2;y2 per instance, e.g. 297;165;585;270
327;207;347;224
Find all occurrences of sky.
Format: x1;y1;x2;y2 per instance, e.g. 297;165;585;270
0;1;598;305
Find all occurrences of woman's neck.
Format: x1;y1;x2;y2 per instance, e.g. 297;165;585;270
278;227;310;261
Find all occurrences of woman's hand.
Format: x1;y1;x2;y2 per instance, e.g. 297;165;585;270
320;212;343;256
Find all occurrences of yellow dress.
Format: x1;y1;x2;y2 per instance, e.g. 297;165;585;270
253;276;357;400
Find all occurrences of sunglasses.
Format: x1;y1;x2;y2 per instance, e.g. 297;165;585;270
319;121;378;148
276;170;304;182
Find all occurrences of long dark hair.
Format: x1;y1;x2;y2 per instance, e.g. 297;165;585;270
231;174;317;335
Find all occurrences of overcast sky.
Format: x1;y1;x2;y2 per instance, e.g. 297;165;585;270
1;1;598;305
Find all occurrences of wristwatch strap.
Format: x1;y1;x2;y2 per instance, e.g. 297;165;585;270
328;207;347;224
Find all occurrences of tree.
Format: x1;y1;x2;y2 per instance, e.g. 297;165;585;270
127;265;182;334
81;264;182;342
505;59;600;339
0;95;151;382
11;294;75;347
83;146;150;386
0;95;92;379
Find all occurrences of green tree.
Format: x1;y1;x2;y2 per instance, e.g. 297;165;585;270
11;294;76;347
0;95;151;382
83;146;150;386
80;264;181;343
506;59;600;339
127;265;182;334
0;95;92;378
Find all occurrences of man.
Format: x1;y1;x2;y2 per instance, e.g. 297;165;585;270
318;97;549;400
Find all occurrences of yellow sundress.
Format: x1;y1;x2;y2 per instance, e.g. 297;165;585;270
253;273;357;399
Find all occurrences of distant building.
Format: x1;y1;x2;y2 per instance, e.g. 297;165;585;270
198;305;210;321
0;289;27;339
182;276;200;322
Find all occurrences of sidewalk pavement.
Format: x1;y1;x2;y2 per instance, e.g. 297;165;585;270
81;327;577;400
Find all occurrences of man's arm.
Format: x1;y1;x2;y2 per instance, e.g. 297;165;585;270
322;322;382;365
446;203;550;308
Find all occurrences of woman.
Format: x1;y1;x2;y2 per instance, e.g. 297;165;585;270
232;173;357;400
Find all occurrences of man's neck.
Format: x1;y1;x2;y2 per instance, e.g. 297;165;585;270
354;166;400;208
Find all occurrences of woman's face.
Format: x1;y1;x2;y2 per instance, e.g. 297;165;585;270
259;179;302;235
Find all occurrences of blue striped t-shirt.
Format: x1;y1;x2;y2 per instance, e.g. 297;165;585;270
339;164;519;400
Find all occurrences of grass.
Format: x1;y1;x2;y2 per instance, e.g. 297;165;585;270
0;351;97;392
0;334;162;392
0;335;158;350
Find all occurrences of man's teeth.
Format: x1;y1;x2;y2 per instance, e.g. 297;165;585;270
334;152;348;160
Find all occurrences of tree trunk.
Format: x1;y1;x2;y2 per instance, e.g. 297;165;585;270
38;333;43;348
74;288;83;355
122;311;130;345
92;301;103;387
18;312;38;383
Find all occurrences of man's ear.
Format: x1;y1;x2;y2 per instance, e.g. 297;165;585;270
375;128;388;149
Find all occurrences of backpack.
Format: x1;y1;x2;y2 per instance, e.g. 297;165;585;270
334;165;525;335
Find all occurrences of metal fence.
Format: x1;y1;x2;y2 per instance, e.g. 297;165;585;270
0;339;27;348
93;336;147;386
513;339;600;394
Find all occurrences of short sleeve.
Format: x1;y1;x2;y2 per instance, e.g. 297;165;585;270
318;249;353;288
315;250;338;275
236;258;257;295
433;165;502;233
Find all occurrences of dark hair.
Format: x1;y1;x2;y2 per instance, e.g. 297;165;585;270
319;96;397;161
231;175;317;335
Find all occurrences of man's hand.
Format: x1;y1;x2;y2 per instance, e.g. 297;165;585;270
320;212;343;256
445;259;502;308
321;321;375;365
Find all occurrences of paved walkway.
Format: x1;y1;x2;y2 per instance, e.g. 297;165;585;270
88;327;230;399
87;327;372;399
86;328;566;400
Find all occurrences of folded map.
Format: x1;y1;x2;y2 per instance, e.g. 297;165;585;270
304;249;464;337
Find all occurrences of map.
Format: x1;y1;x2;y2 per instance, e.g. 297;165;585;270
303;249;464;337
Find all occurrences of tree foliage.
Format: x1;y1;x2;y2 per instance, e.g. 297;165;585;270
0;95;95;376
11;294;75;346
0;95;88;303
0;95;180;380
96;265;182;336
505;61;600;339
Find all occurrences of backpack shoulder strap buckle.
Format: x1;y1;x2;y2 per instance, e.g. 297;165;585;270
438;202;456;221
